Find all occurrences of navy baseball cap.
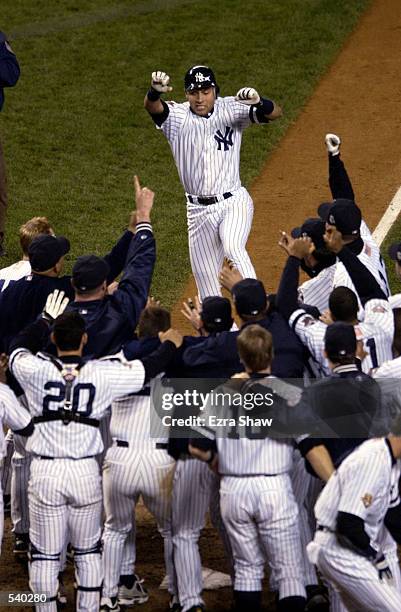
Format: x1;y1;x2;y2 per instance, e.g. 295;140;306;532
72;255;110;292
325;322;356;359
28;234;70;272
291;218;326;250
184;65;218;91
201;296;233;332
232;279;267;317
318;199;361;236
388;241;401;263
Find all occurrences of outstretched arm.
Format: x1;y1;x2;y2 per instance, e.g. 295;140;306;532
235;87;282;122
325;134;355;201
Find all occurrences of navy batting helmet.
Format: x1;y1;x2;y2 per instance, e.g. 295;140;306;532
184;65;219;92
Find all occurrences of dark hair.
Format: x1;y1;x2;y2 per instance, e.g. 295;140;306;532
329;286;358;322
393;308;401;357
52;312;86;351
237;325;273;372
137;306;171;339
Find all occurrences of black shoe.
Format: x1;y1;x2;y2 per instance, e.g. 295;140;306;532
168;597;182;611
305;585;330;612
13;533;30;557
187;607;205;612
100;597;120;611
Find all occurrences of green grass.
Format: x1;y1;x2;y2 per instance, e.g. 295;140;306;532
1;0;370;306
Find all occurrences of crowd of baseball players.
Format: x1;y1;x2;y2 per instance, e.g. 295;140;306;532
2;31;401;612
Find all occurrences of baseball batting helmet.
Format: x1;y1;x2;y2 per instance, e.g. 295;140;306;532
184;65;219;92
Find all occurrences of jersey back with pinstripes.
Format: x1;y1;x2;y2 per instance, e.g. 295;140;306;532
160;97;255;195
290;299;393;374
0;383;31;458
314;438;401;549
10;349;145;458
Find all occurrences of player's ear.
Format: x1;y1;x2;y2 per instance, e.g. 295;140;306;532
82;332;88;347
50;331;56;346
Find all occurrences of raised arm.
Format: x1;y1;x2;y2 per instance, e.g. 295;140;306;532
276;232;314;320
144;70;172;123
325;134;355;201
235;87;282;122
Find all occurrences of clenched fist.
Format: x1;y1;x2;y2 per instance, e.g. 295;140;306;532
151;71;173;94
235;87;260;105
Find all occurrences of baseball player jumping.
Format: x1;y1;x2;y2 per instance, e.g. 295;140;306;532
144;66;282;298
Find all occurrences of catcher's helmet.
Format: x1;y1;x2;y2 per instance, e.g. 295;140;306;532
184;65;219;92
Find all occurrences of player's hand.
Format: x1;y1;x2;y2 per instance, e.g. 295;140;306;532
231;371;250;379
219;262;243;291
107;281;119;295
147;295;161;308
279;232;314;259
42;290;70;324
319;309;334;325
134;175;154;223
0;353;8;384
188;444;219;473
325;133;341;156
235;87;260;105
159;328;183;348
181;296;202;333
374;554;394;586
151;71;173;94
324;225;344;254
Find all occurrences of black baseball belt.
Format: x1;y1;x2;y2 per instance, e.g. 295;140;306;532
187;192;232;206
115;439;168;450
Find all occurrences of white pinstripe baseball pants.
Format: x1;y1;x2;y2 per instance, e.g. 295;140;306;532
187;187;256;299
171;458;233;612
102;446;176;599
220;474;306;600
28;457;103;612
309;530;401;611
0;460;4;556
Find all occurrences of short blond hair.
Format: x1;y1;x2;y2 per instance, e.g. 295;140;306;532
19;217;53;255
237;324;274;372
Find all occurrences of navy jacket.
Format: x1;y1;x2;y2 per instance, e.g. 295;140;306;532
0;229;135;353
67;225;155;358
0;32;20;111
183;312;306;379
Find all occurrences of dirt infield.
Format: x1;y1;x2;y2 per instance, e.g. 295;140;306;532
2;0;401;610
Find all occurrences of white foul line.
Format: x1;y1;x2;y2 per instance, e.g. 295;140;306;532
372;186;401;246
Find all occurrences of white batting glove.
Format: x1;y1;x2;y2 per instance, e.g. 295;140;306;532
42;290;70;323
325;133;341;156
235;87;260;105
151;71;173;93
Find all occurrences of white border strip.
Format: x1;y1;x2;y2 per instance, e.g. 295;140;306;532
372;186;401;246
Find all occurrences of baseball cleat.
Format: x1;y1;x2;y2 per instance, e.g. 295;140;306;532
56;572;67;606
187;607;205;612
100;597;120;611
117;574;149;606
13;533;30;557
305;584;330;611
168;596;182;611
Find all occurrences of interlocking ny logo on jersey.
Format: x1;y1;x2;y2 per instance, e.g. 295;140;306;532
214;126;234;151
195;72;210;83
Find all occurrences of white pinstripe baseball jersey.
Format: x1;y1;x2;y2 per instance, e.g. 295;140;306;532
389;293;401;309
195;377;300;475
373;356;401;378
159;96;259;196
314;438;401;549
0;383;31;458
299;227;390;313
0;259;31;292
9;349;146;458
290;298;394;374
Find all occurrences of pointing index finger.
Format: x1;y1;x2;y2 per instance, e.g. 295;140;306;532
134;175;141;196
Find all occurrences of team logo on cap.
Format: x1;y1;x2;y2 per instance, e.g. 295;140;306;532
195;72;211;83
361;493;373;508
328;214;335;224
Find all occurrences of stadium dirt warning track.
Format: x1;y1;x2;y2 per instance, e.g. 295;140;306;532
2;0;401;610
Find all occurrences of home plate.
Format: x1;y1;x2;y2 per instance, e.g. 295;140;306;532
159;567;232;590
